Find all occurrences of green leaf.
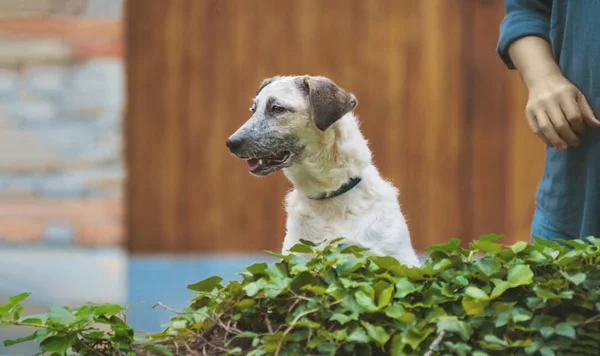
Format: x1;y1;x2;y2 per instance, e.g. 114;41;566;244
436;316;473;341
540;326;554;338
243;278;268;297
490;281;510;300
510;241;528;254
3;329;48;347
369;256;401;271
47;306;76;325
425;238;461;252
355;290;377;312
532;315;558;329
479;233;505;242
39;334;77;356
560;271;586;286
329;311;358;325
144;344;175;356
465;286;489;301
462;297;487;315
361;321;391;346
534;286;558;301
507;264;533;287
385;303;415;323
19;313;48;326
374;281;393;308
301;284;327;295
390;334;404;356
442;341;472;356
585;236;600;246
336;256;367;276
347;328;370;343
394;278;417;298
289;243;314;253
483;334;508;346
8;292;31;305
475;257;502;277
540;347;556;356
245;262;269;275
405;327;435;350
236;298;255;309
470;240;503;254
187;276;223;292
455;276;469;286
93;303;125;316
555;322;576;339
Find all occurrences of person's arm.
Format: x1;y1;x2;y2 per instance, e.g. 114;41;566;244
497;0;600;150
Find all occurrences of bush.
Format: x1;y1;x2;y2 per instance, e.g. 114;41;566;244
2;235;600;356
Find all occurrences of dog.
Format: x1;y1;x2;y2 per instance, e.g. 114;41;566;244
226;75;420;267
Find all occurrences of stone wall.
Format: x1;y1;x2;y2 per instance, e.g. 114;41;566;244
0;19;124;246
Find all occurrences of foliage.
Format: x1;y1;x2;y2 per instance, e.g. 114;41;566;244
2;234;600;355
0;295;133;355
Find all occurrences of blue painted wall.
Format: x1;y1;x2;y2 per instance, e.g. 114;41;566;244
126;254;277;332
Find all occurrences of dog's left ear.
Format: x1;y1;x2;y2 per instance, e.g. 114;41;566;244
301;76;358;131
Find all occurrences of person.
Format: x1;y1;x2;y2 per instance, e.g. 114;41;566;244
497;0;600;242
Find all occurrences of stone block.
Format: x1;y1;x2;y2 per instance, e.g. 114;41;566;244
0;18;125;246
0;37;72;66
0;198;124;246
63;59;124;114
0;129;63;173
21;65;67;96
0;67;19;97
0;185;39;199
0;219;45;242
15;98;60;123
44;222;74;244
76;223;123;246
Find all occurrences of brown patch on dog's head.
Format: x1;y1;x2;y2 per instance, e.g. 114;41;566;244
298;76;358;131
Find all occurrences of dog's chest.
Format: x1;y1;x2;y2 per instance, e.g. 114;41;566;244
288;208;364;241
283;195;385;249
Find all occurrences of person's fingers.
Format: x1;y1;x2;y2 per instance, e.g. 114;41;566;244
578;92;600;127
545;101;580;147
560;94;585;135
536;110;567;150
526;109;552;147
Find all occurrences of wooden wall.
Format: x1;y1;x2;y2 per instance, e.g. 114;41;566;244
125;0;545;254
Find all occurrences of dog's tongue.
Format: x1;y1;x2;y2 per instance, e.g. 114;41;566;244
247;158;259;171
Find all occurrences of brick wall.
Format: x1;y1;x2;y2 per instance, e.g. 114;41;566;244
0;19;125;246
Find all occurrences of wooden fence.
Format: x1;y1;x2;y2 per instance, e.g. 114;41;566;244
125;0;545;254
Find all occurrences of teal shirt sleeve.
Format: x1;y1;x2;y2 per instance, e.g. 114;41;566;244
497;0;553;69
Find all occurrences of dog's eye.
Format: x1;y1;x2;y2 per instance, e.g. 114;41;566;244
272;105;285;114
250;106;256;113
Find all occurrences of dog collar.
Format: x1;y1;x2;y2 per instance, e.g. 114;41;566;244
309;177;362;200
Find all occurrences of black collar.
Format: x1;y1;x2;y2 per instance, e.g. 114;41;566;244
309;177;362;200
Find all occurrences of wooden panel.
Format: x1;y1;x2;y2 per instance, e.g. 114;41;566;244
126;0;472;254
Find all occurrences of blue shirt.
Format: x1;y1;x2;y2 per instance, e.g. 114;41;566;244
497;0;600;239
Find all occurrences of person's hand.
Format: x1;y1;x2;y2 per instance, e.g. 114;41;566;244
525;74;600;150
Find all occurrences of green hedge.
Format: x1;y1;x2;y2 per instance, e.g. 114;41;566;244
2;235;600;356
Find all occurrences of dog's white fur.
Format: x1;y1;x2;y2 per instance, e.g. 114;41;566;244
229;76;421;267
282;112;420;267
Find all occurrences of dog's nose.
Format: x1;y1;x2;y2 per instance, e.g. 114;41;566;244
226;136;245;151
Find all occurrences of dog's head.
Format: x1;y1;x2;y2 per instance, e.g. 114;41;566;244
226;75;358;176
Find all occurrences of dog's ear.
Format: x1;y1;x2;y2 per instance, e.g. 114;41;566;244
301;76;358;131
256;76;281;96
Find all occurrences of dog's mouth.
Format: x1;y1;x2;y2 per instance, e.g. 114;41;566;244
245;151;291;175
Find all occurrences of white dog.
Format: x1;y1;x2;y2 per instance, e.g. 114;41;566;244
226;75;420;267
